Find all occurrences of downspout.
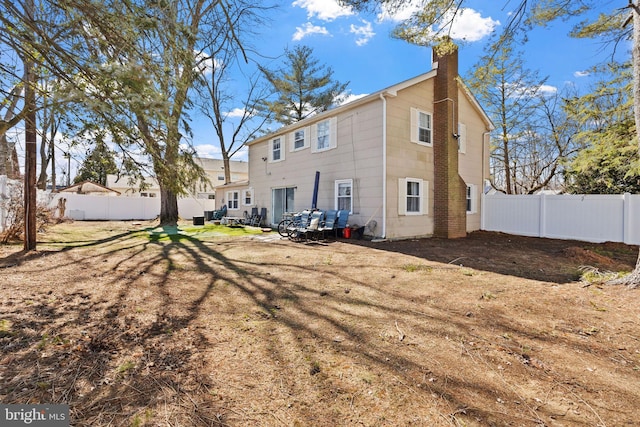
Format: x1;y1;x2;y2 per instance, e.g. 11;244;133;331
481;131;490;231
379;93;388;239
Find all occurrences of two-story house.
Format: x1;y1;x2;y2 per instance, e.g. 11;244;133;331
217;48;493;240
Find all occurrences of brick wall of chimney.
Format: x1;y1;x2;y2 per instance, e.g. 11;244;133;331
432;46;467;239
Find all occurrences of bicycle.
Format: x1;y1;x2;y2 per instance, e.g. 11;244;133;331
277;212;294;237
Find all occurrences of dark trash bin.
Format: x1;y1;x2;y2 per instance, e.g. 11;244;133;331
193;216;205;225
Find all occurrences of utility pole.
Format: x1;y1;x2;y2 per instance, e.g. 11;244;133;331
23;0;37;251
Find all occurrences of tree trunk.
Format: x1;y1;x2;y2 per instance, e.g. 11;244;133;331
222;154;231;184
37;133;49;190
159;185;179;226
609;0;640;288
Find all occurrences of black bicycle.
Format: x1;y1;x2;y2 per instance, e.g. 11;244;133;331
277;212;294;237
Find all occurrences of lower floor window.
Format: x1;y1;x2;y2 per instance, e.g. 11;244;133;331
227;191;239;210
466;184;477;213
398;178;426;215
335;179;353;212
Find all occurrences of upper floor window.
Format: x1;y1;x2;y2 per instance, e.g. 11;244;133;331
294;129;306;150
410;108;432;146
335;179;353;213
311;117;337;153
317;120;330;150
271;136;284;162
398;178;426;215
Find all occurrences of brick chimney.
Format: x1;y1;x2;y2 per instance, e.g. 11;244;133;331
432;43;467;239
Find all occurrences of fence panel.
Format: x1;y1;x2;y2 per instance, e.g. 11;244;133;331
483;193;640;245
481;194;541;237
47;193;215;221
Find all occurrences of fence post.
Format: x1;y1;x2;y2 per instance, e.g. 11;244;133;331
623;192;631;244
538;193;546;238
481;191;486;231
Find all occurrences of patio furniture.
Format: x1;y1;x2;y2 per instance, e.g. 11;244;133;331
212;205;227;221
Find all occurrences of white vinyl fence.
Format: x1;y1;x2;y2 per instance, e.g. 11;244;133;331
48;192;216;221
482;193;640;245
1;175;216;231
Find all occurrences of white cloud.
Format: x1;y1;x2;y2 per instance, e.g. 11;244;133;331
194;144;223;159
350;20;375;46
292;22;330;41
194;50;221;75
339;92;368;105
377;0;423;23
539;84;558;95
574;70;590;78
379;4;499;43
227;108;247;118
292;0;353;21
449;9;499;42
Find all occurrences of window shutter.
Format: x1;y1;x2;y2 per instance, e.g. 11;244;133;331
458;122;467;153
420;180;427;214
410;108;418;143
310;123;318;153
398;178;407;215
329;117;338;149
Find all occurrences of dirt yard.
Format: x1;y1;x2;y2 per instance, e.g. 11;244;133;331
1;221;639;426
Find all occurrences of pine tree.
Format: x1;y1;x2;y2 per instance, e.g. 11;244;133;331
260;45;349;125
74;141;118;186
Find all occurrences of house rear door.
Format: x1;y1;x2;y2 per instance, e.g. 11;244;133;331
272;187;295;225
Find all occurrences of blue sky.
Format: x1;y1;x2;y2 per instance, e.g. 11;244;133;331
190;0;624;161
9;0;622;181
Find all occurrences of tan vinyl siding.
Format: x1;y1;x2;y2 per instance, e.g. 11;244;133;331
384;79;436;239
458;86;490;232
248;102;385;229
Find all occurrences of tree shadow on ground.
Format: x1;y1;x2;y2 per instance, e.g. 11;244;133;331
348;230;639;283
1;225;638;426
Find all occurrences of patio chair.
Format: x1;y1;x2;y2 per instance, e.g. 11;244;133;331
212;204;227;221
295;210;324;241
259;207;267;227
335;210;350;238
287;209;313;241
318;209;338;239
249;207;262;226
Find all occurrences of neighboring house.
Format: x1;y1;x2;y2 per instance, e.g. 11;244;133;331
106;157;249;199
219;48;493;240
59;181;121;196
106;174;160;197
196;157;248;199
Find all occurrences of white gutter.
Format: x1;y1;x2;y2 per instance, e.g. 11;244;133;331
378;91;396;239
380;93;387;239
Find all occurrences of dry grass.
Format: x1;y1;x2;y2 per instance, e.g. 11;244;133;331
1;220;639;426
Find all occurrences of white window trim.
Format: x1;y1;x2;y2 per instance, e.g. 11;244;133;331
290;127;310;152
410;108;433;146
398;177;427;216
311;117;338;153
270;135;285;162
242;188;254;206
226;191;239;210
334;179;353;213
466;183;478;214
458;122;467;154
